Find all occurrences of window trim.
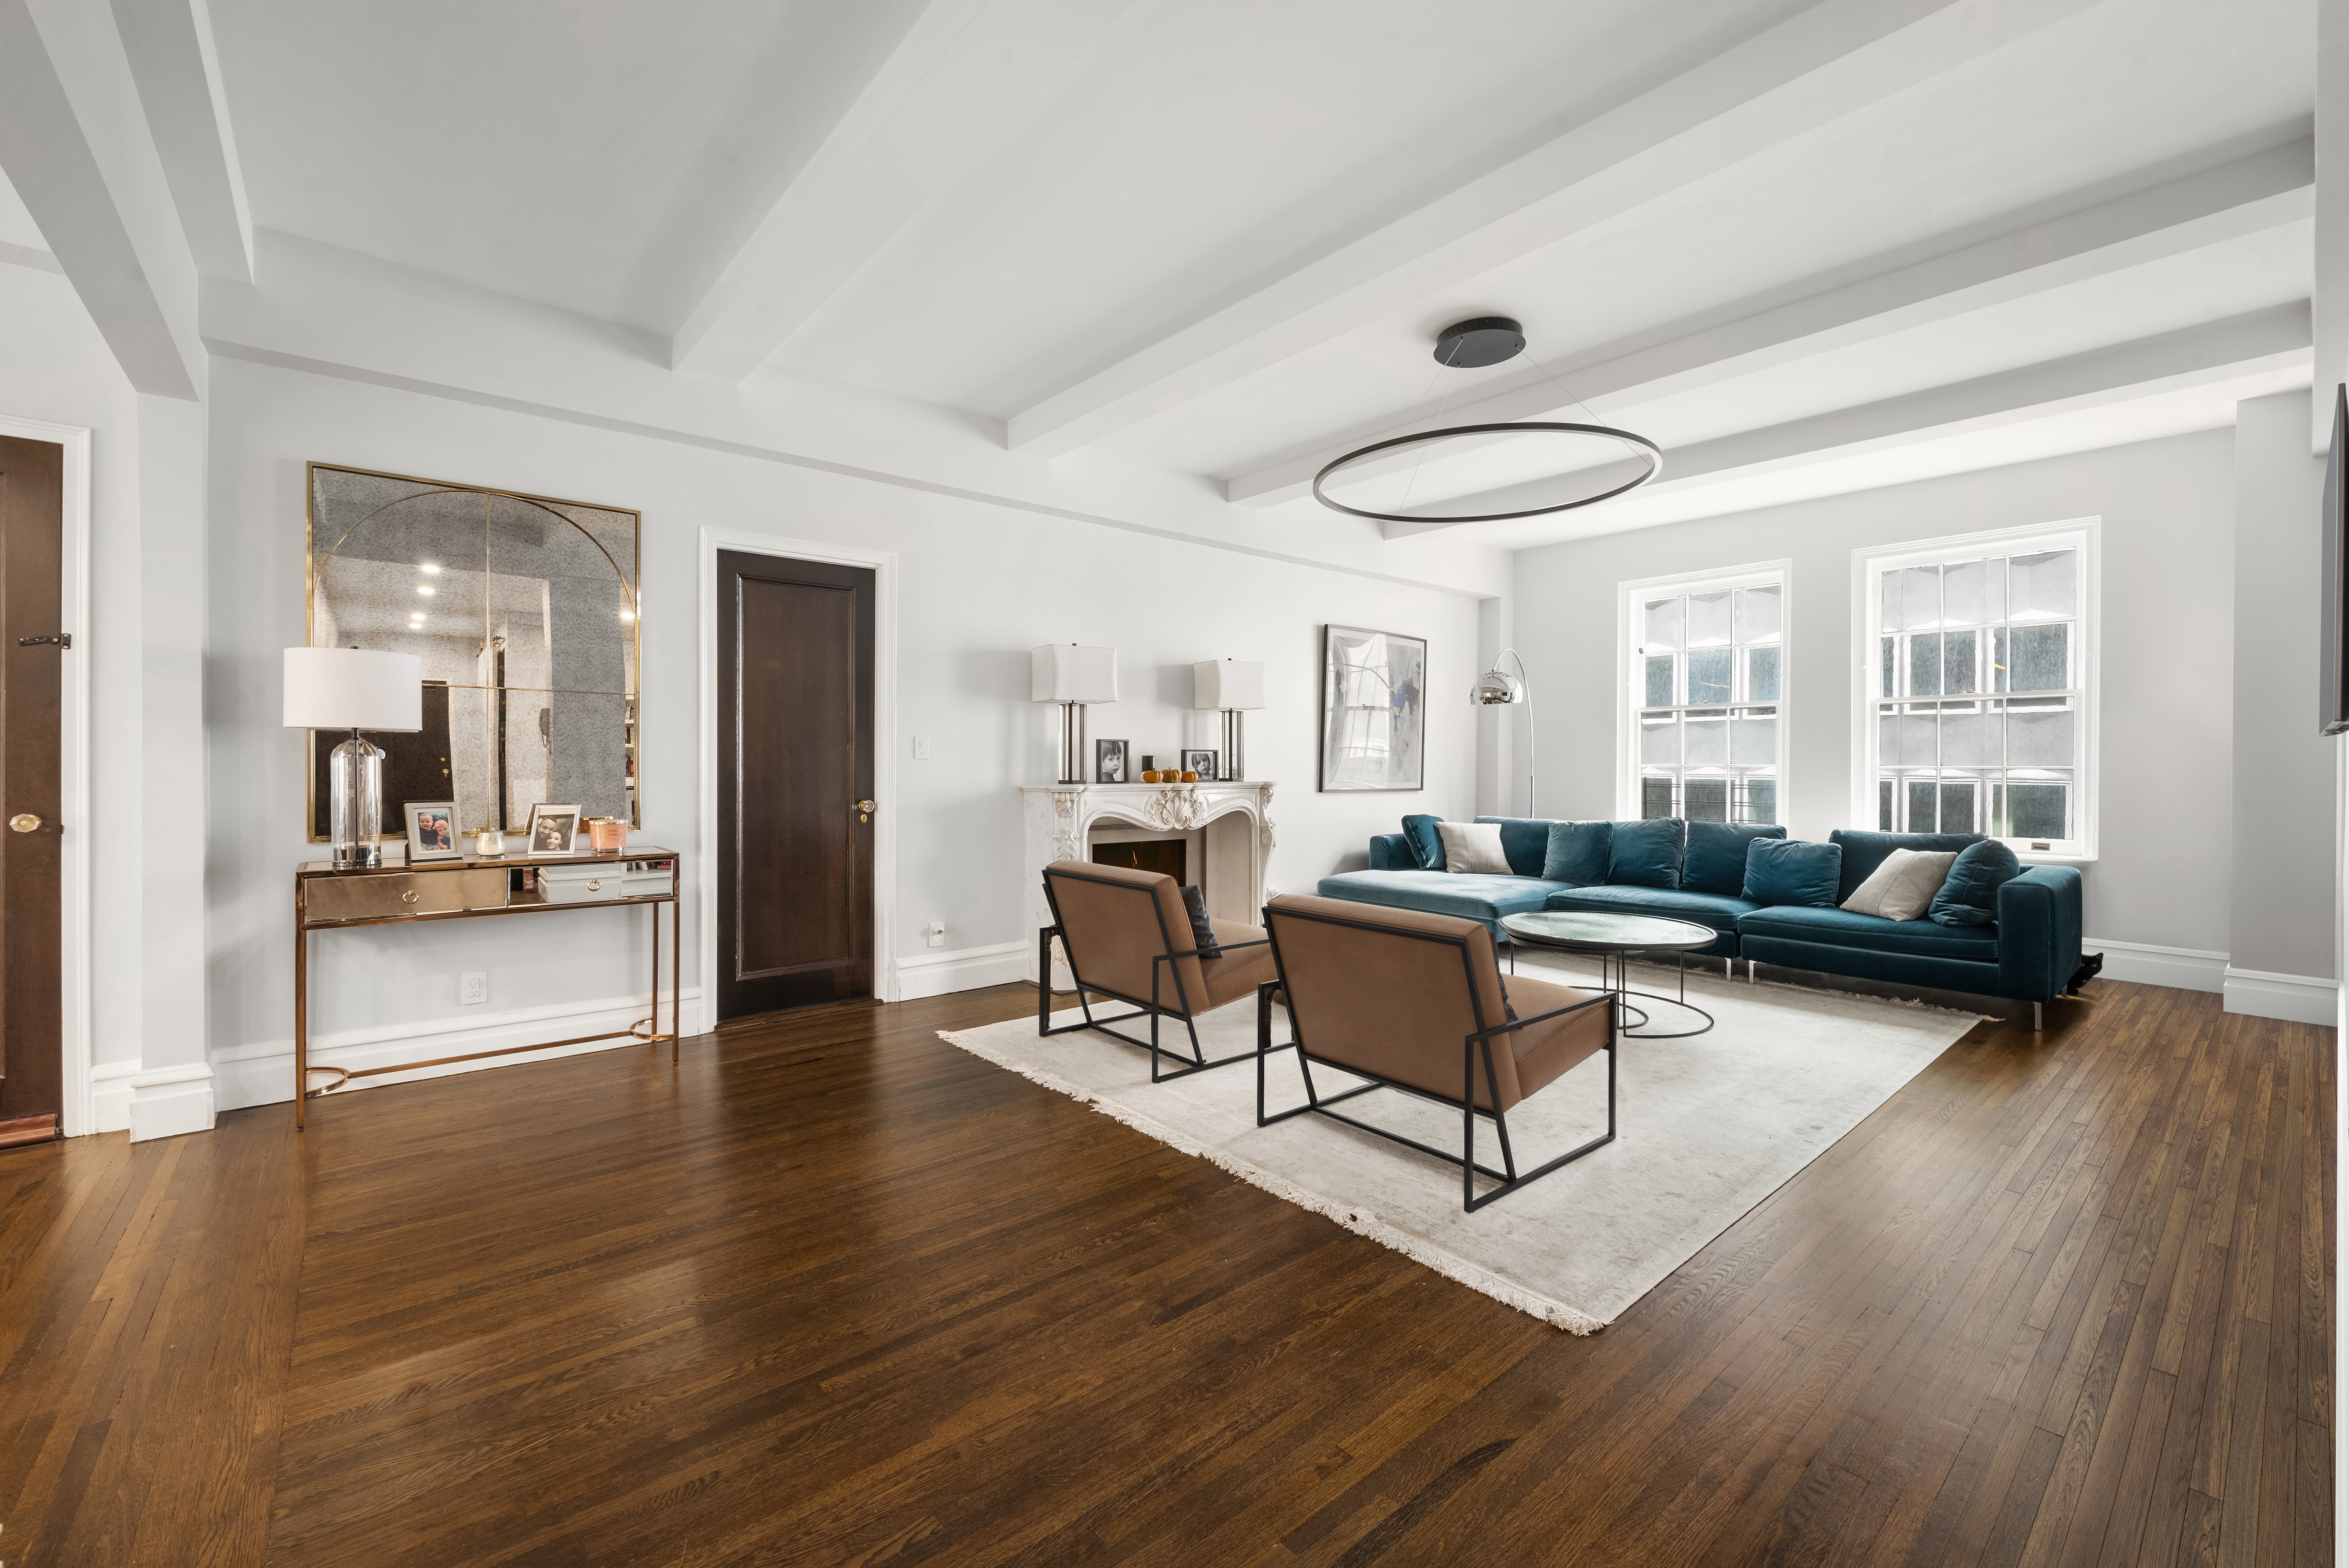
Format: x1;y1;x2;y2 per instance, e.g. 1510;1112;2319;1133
1848;518;2101;862
1617;558;1792;824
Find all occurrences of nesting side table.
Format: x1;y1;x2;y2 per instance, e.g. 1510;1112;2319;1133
293;847;682;1126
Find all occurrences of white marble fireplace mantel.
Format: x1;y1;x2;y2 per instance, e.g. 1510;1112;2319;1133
1019;781;1277;988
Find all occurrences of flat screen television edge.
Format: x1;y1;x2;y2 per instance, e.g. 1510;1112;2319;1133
2323;381;2349;736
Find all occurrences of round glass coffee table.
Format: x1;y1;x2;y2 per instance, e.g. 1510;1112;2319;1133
1499;910;1718;1038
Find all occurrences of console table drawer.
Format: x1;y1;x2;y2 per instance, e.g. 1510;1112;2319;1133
304;868;508;923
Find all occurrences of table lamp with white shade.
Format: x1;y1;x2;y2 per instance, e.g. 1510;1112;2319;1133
1031;644;1117;785
285;647;422;869
1191;659;1265;782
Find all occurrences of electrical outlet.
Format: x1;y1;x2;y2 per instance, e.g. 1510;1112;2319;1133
459;971;489;1005
926;921;946;948
913;735;930;760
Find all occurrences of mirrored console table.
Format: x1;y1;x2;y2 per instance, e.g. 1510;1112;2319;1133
293;846;681;1127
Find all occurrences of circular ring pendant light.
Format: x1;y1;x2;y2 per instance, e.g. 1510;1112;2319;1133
1311;316;1664;525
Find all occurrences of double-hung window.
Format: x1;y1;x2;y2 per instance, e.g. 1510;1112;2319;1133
1625;565;1786;824
1855;522;2097;856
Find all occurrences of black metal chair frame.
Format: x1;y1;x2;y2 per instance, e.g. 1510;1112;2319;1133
1036;868;1270;1083
1254;903;1617;1212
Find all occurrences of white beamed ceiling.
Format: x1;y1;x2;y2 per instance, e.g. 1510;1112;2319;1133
181;0;2326;547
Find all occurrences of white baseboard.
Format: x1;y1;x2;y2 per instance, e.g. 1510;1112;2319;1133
2222;966;2341;1026
90;1058;139;1134
896;941;1029;1000
129;1062;214;1142
212;989;705;1112
2084;937;2228;994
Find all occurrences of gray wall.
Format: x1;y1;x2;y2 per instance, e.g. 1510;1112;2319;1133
1513;428;2242;955
2232;391;2337;978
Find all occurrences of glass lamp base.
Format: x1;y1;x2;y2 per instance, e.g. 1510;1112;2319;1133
329;733;385;870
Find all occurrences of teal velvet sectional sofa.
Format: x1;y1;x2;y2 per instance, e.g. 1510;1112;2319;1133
1315;815;2083;1010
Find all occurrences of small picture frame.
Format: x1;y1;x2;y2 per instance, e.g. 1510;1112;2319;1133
528;802;583;854
1181;748;1218;779
1094;738;1128;783
404;800;461;862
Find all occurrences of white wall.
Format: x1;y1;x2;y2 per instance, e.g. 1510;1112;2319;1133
1512;429;2241;957
2232;391;2337;981
202;356;1485;1106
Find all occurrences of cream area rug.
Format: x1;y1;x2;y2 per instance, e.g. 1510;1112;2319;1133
941;950;1978;1334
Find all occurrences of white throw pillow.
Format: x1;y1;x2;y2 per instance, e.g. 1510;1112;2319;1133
1435;820;1513;875
1841;848;1960;922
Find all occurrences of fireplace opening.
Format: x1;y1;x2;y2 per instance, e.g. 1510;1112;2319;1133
1094;838;1185;884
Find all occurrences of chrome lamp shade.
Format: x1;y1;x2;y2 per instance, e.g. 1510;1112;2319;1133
1033;644;1118;785
1191;659;1265;781
285;647;423;869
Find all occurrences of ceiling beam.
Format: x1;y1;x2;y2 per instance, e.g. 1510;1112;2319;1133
109;0;252;283
0;0;199;396
1002;0;2108;458
1376;304;2312;537
1228;138;2315;506
670;0;1143;382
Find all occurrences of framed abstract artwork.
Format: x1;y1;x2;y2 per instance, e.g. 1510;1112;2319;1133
1319;624;1426;792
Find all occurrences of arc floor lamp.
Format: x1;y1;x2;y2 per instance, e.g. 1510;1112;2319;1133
1472;650;1534;815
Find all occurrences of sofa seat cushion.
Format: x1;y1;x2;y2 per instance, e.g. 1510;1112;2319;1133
1737;904;1997;961
1541;884;1758;934
1315;870;1569;929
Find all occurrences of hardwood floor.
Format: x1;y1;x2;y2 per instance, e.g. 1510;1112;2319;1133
0;977;2330;1565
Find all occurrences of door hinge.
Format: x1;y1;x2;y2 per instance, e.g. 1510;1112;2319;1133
17;634;69;649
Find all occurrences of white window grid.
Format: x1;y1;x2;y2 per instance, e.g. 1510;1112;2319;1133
1851;520;2098;859
1619;564;1789;825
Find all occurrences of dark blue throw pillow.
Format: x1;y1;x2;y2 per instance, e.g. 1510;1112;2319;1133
1400;814;1445;870
1742;838;1843;908
1475;816;1554;878
1682;821;1787;897
1929;839;2022;927
1540;820;1614;885
1606;818;1684;889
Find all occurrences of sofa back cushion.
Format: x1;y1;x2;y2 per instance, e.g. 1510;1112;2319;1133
1436;820;1513;874
1741;838;1842;908
1682;821;1787;896
1827;829;1984;904
1929;838;2022;927
1473;816;1556;878
1400;814;1445;870
1606;817;1685;888
1540;820;1614;885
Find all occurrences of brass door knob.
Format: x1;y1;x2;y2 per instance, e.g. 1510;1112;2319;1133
855;800;877;813
8;814;40;833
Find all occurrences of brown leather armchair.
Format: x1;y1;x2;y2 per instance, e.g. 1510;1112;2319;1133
1255;893;1616;1211
1039;861;1280;1080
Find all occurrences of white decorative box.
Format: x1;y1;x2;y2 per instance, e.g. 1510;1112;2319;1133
539;862;626;904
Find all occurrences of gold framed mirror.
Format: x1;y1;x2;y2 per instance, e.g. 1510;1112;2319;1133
304;463;641;842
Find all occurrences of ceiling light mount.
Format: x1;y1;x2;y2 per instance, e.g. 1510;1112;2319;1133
1433;315;1525;368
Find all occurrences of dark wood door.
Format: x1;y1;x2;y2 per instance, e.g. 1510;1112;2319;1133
716;551;874;1020
0;436;63;1146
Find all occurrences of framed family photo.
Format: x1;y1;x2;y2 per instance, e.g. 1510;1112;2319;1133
1319;624;1426;792
1180;748;1218;779
1094;737;1129;783
528;802;583;854
404;800;461;862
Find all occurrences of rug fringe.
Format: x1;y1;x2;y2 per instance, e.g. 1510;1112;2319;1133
937;1027;1608;1335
